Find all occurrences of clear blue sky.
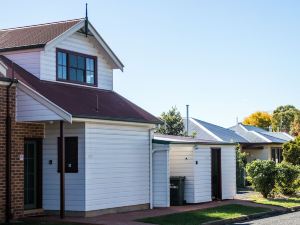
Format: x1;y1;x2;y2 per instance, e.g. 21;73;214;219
1;0;300;127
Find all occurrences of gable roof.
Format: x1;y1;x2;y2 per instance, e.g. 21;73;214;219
0;19;82;52
229;123;293;144
190;118;249;143
0;55;161;125
0;19;124;71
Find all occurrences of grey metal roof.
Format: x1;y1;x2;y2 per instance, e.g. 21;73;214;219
192;118;249;143
229;124;293;144
153;134;236;145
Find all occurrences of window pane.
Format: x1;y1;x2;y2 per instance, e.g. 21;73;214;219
58;52;67;65
78;56;85;69
58;66;67;80
69;54;77;67
86;58;94;71
77;69;84;82
69;68;77;81
86;71;94;84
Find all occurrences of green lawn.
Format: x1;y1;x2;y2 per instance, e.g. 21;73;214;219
251;196;300;208
137;204;270;225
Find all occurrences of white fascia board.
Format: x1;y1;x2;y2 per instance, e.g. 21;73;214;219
189;118;223;142
18;81;72;123
72;117;156;128
251;131;272;143
87;23;124;71
44;20;124;72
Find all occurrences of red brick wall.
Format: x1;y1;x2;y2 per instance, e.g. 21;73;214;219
0;84;44;222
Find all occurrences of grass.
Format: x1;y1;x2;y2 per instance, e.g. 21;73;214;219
251;195;300;208
137;204;270;225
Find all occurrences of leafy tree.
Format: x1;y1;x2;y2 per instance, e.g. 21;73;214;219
246;160;277;198
272;105;300;133
282;137;300;165
291;112;300;137
236;145;247;188
156;106;185;136
243;111;272;130
275;162;300;196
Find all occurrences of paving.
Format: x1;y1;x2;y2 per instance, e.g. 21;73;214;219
32;199;284;225
230;210;300;225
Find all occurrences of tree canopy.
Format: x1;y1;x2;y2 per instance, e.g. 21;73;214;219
243;111;272;130
272;105;300;133
291;112;300;137
156;106;185;136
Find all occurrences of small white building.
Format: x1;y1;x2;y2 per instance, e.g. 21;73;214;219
152;134;236;207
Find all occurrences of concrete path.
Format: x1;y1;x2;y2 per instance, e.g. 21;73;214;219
230;211;300;225
32;199;285;225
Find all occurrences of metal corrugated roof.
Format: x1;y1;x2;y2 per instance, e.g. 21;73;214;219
192;118;249;143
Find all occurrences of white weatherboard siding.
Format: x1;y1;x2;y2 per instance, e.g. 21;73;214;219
221;145;236;199
85;122;150;211
40;32;113;90
3;50;41;78
169;145;195;203
16;88;62;122
152;144;170;208
194;147;212;203
243;146;270;162
43;122;85;211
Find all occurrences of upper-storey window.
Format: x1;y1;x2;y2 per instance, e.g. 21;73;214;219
57;49;97;86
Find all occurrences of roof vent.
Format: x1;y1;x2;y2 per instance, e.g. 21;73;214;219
0;60;8;77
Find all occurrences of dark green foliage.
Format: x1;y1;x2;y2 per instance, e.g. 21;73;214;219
272;105;300;133
236;145;247;188
275;162;300;196
156;106;185;136
246;160;277;198
283;137;300;165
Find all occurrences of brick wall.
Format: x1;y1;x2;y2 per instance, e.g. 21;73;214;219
0;84;44;222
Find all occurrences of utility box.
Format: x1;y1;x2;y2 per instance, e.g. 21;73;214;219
170;176;185;206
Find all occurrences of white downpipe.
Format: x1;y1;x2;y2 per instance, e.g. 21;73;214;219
149;128;154;209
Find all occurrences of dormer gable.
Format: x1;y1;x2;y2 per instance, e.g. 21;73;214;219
0;19;124;90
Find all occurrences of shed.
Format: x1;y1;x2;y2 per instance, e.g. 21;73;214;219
152;134;236;207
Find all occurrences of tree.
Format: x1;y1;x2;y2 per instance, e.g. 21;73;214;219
282;137;300;165
272;105;300;133
156;106;185;136
243;111;272;130
246;160;277;198
291;112;300;137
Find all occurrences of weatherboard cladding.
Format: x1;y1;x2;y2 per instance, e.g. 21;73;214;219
0;19;82;52
0;56;161;124
192;118;248;143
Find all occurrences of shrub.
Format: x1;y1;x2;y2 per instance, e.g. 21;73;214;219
282;137;300;165
236;145;247;188
246;160;277;198
275;162;300;196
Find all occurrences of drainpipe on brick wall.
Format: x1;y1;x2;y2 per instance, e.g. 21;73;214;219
5;64;16;223
5;83;13;223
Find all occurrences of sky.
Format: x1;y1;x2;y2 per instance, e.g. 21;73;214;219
1;0;300;127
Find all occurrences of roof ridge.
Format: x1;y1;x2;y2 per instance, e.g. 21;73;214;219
0;18;84;31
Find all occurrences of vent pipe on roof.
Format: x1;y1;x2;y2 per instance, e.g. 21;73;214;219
186;105;189;135
85;3;88;37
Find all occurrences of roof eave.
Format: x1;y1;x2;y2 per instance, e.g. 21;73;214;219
0;44;45;53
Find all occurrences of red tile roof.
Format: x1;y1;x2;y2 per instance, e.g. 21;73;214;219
0;56;161;124
0;19;83;52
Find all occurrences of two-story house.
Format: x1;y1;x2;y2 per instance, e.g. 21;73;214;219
0;18;162;222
